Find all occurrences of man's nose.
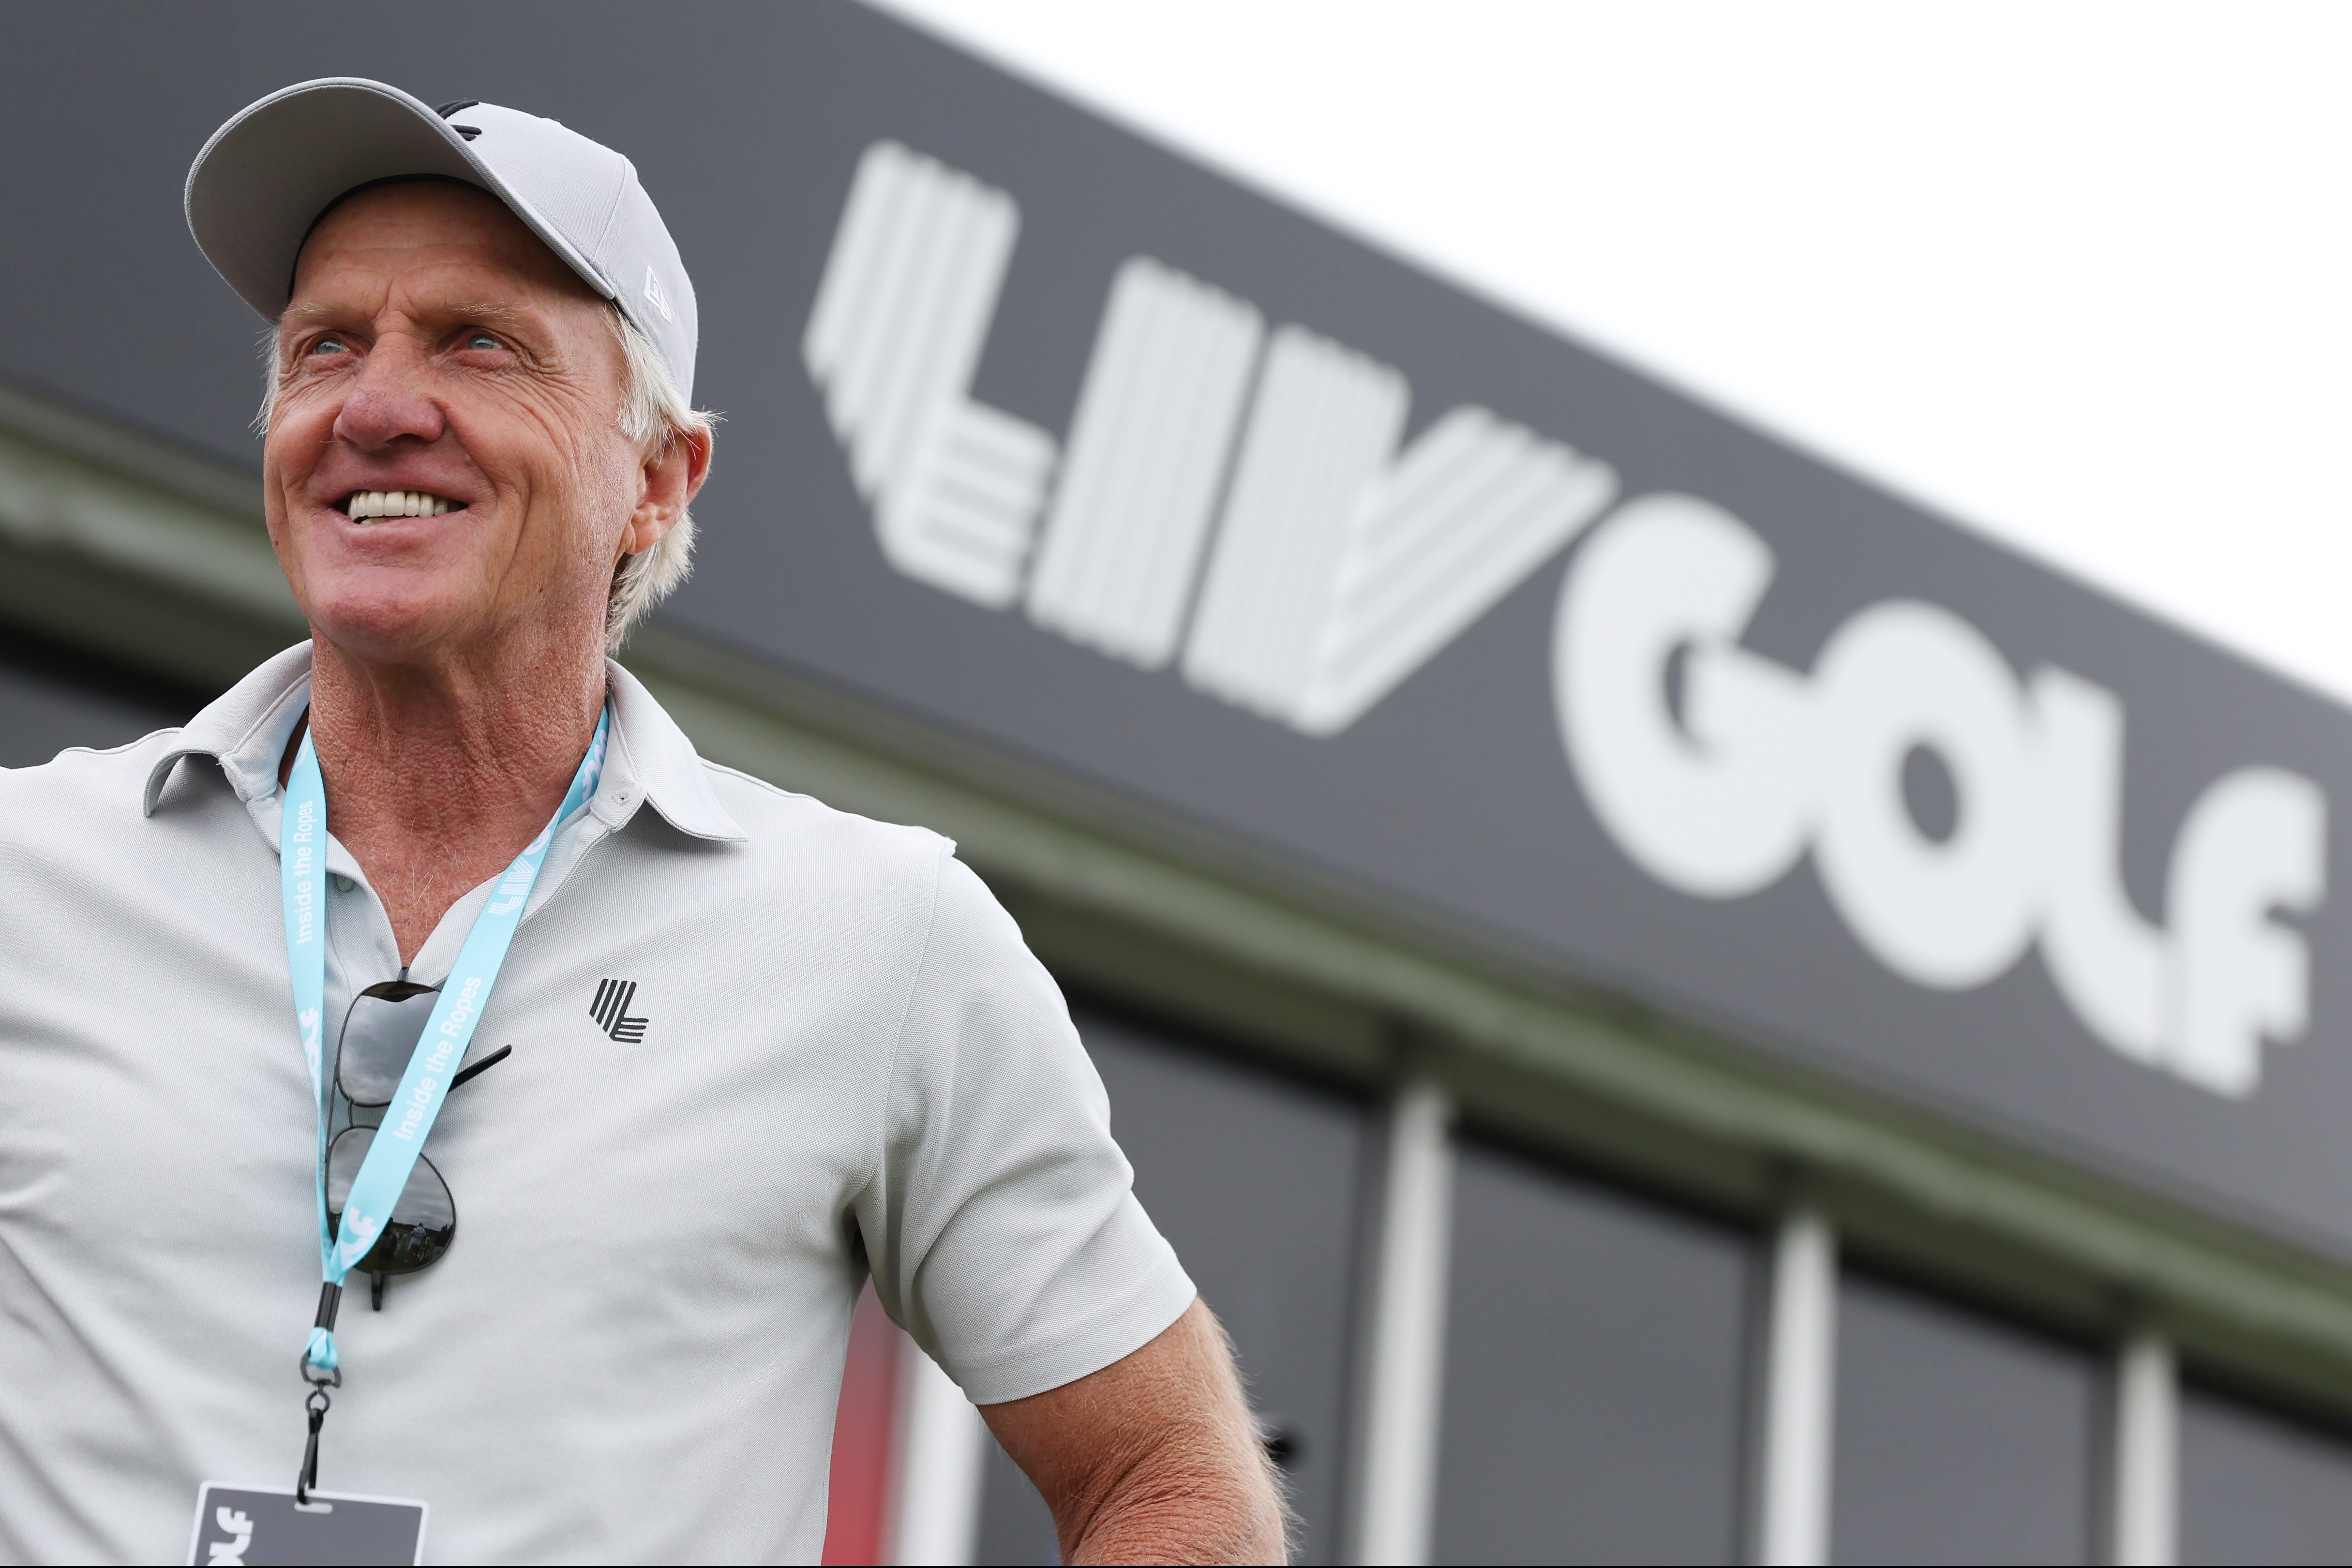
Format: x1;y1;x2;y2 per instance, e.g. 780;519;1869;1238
330;340;447;452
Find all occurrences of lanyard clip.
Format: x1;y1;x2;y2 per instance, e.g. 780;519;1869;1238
295;1283;343;1505
297;1381;332;1505
301;1282;343;1389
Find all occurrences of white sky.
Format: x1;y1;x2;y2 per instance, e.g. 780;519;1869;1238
880;0;2352;705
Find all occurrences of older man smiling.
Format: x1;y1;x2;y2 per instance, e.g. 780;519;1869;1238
0;79;1284;1565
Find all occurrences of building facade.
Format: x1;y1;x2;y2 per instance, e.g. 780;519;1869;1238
7;5;2352;1563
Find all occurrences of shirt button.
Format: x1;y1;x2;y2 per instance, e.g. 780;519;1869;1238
332;874;357;893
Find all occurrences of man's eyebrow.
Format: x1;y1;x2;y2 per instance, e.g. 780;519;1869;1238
276;299;541;334
434;300;539;334
276;300;351;333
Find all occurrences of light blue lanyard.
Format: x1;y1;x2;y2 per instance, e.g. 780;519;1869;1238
280;705;609;1378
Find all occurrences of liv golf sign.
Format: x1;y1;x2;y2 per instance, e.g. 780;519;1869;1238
804;140;2325;1104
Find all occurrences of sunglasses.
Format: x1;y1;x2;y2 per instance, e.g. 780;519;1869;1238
327;980;509;1307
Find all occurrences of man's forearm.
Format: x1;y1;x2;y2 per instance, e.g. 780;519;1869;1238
983;1299;1290;1565
1063;1428;1287;1566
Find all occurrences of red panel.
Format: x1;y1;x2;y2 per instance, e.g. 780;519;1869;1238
823;1282;902;1565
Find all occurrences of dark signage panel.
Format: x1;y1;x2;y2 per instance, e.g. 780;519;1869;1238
4;3;2349;1258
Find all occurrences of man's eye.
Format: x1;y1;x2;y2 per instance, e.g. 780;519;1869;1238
464;332;501;352
309;336;349;357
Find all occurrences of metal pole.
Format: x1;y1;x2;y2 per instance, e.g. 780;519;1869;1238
1755;1208;1838;1567
2109;1329;2178;1567
889;1342;988;1567
1351;1076;1457;1566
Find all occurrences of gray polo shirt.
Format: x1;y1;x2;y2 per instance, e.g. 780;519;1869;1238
0;644;1194;1564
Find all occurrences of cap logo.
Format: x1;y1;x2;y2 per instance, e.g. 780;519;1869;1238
642;265;674;324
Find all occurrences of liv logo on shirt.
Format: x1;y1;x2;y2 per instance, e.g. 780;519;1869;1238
589;979;649;1044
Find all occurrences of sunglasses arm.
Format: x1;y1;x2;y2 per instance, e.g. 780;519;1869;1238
448;1044;512;1091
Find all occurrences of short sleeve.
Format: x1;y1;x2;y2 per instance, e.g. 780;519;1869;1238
854;848;1196;1405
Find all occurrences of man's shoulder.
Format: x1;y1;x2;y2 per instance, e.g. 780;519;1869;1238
689;759;954;885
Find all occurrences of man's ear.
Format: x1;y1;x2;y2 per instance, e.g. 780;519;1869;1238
623;425;713;555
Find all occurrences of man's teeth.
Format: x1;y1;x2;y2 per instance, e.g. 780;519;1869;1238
345;490;454;520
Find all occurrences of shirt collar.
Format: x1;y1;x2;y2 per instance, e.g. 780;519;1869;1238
143;642;749;845
596;659;747;843
142;642;314;815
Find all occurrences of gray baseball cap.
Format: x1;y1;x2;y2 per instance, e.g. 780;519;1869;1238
185;77;697;400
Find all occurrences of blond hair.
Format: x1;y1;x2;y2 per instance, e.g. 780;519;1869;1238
603;309;715;649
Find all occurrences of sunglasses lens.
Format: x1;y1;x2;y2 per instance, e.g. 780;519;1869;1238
325;1125;456;1274
338;982;440;1107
